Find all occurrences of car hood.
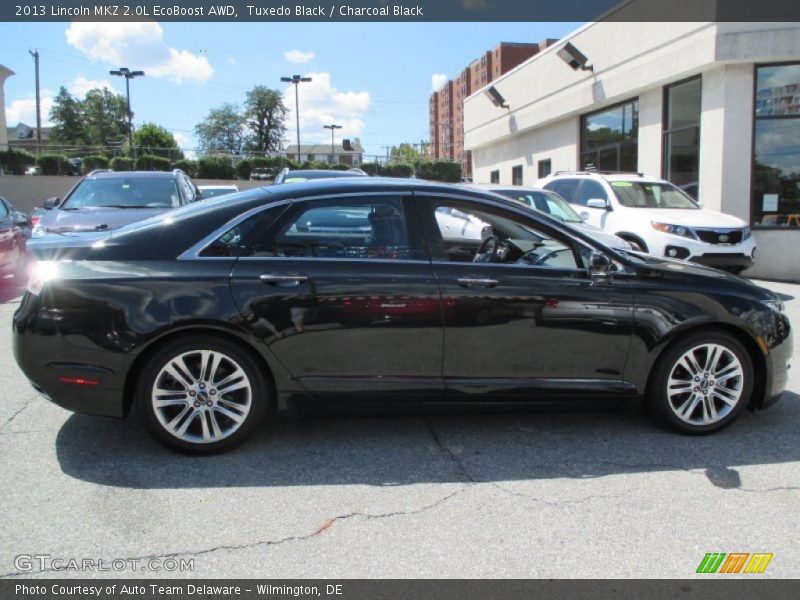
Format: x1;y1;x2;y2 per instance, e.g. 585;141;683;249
631;208;746;229
567;220;630;249
37;206;169;234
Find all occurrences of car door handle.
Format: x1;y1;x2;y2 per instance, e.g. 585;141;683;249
456;277;499;289
259;274;308;286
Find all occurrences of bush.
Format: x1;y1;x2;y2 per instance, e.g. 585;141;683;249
331;163;351;171
235;159;253;180
197;156;235;179
417;160;461;182
110;157;134;171
172;159;198;178
36;154;71;176
0;147;36;175
360;162;383;176
382;163;414;178
135;154;171;171
81;155;110;174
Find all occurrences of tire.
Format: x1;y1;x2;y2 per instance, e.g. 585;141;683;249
649;330;753;435
136;335;268;454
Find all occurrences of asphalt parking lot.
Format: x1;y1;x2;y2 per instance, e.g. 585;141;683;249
0;278;798;579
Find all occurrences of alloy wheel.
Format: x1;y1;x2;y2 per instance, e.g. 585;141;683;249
666;343;744;426
151;349;253;444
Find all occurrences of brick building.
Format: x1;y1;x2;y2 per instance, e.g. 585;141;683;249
429;40;557;177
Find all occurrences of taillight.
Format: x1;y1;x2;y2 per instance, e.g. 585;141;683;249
31;216;40;226
27;260;59;296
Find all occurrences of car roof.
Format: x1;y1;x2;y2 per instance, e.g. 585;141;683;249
85;170;183;180
283;169;367;178
465;183;550;193
547;171;664;184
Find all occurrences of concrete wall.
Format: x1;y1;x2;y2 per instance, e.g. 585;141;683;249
0;176;267;214
0;65;13;152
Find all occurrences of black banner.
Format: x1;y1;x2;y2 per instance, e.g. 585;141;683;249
3;0;800;22
4;580;800;600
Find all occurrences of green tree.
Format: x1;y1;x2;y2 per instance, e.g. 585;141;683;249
132;122;183;160
390;142;424;162
82;87;129;147
195;103;246;155
49;87;86;145
244;86;287;155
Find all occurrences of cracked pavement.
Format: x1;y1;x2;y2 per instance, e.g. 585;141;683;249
0;279;798;578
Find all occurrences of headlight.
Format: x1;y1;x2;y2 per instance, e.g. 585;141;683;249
651;222;693;238
27;260;59;296
742;226;752;240
761;298;785;313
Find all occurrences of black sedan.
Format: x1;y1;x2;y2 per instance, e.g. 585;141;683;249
13;178;792;453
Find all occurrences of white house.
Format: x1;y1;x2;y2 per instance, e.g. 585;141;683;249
464;16;800;280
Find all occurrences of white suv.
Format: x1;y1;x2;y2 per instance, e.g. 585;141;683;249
536;172;756;274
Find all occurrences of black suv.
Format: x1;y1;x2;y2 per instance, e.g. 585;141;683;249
30;169;200;249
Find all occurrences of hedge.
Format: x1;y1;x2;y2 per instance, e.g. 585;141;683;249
417;161;461;183
235;159;253;180
81;155;110;174
382;163;414;178
360;162;383;176
36;154;71;176
110;157;134;171
172;159;198;178
0;147;36;175
135;154;171;171
197;156;235;179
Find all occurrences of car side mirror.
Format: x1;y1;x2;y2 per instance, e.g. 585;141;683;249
586;198;609;210
13;213;29;227
43;197;60;210
589;251;612;277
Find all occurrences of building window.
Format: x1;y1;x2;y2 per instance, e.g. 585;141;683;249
663;77;701;193
307;154;315;162
328;154;336;164
752;63;800;228
512;165;523;186
538;159;552;179
580;98;639;172
490;170;500;184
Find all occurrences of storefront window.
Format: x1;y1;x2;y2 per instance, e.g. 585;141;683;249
580;99;639;172
752;64;800;228
663;77;701;190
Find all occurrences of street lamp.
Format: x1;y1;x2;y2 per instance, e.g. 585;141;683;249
109;67;145;160
323;124;342;164
281;75;312;161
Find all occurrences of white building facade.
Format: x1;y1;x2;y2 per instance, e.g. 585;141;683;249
464;20;800;280
0;64;13;151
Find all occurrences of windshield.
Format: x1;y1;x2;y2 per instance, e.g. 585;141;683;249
496;189;583;223
610;181;699;209
62;177;181;209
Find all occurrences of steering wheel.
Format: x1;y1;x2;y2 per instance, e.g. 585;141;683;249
473;235;499;263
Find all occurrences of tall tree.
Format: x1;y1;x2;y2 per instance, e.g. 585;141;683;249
195;103;246;155
82;88;129;147
390;142;424;162
48;87;86;145
133;122;183;160
243;86;287;154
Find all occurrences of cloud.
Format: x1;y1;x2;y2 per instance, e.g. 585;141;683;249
5;89;54;126
68;77;117;97
282;72;371;143
432;74;448;92
284;50;316;64
172;132;190;148
65;22;213;82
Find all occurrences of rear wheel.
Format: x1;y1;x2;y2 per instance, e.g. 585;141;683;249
649;330;753;434
136;336;267;453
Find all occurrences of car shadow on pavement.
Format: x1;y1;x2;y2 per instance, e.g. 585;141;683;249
0;278;24;304
55;392;800;489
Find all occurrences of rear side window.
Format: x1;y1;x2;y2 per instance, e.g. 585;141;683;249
200;204;288;258
545;179;580;203
576;180;608;206
254;197;420;260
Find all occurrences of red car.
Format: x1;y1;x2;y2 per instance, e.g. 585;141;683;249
0;196;29;280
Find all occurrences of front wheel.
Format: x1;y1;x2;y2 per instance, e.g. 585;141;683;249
649;330;753;434
136;336;267;453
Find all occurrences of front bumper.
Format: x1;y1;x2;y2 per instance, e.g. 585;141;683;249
651;234;757;269
691;253;755;269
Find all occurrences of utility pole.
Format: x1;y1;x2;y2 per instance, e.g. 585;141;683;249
281;75;312;161
323;124;341;164
28;49;41;153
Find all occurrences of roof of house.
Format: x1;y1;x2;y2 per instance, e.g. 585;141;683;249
286;138;363;155
7;122;51;141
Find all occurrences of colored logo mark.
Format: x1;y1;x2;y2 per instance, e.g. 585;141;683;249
697;552;773;574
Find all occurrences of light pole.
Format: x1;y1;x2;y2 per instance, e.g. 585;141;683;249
323;124;342;164
281;74;311;161
109;67;145;160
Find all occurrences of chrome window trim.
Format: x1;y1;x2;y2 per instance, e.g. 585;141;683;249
178;191;413;261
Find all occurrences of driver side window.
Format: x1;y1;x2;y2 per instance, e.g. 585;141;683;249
431;200;586;270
